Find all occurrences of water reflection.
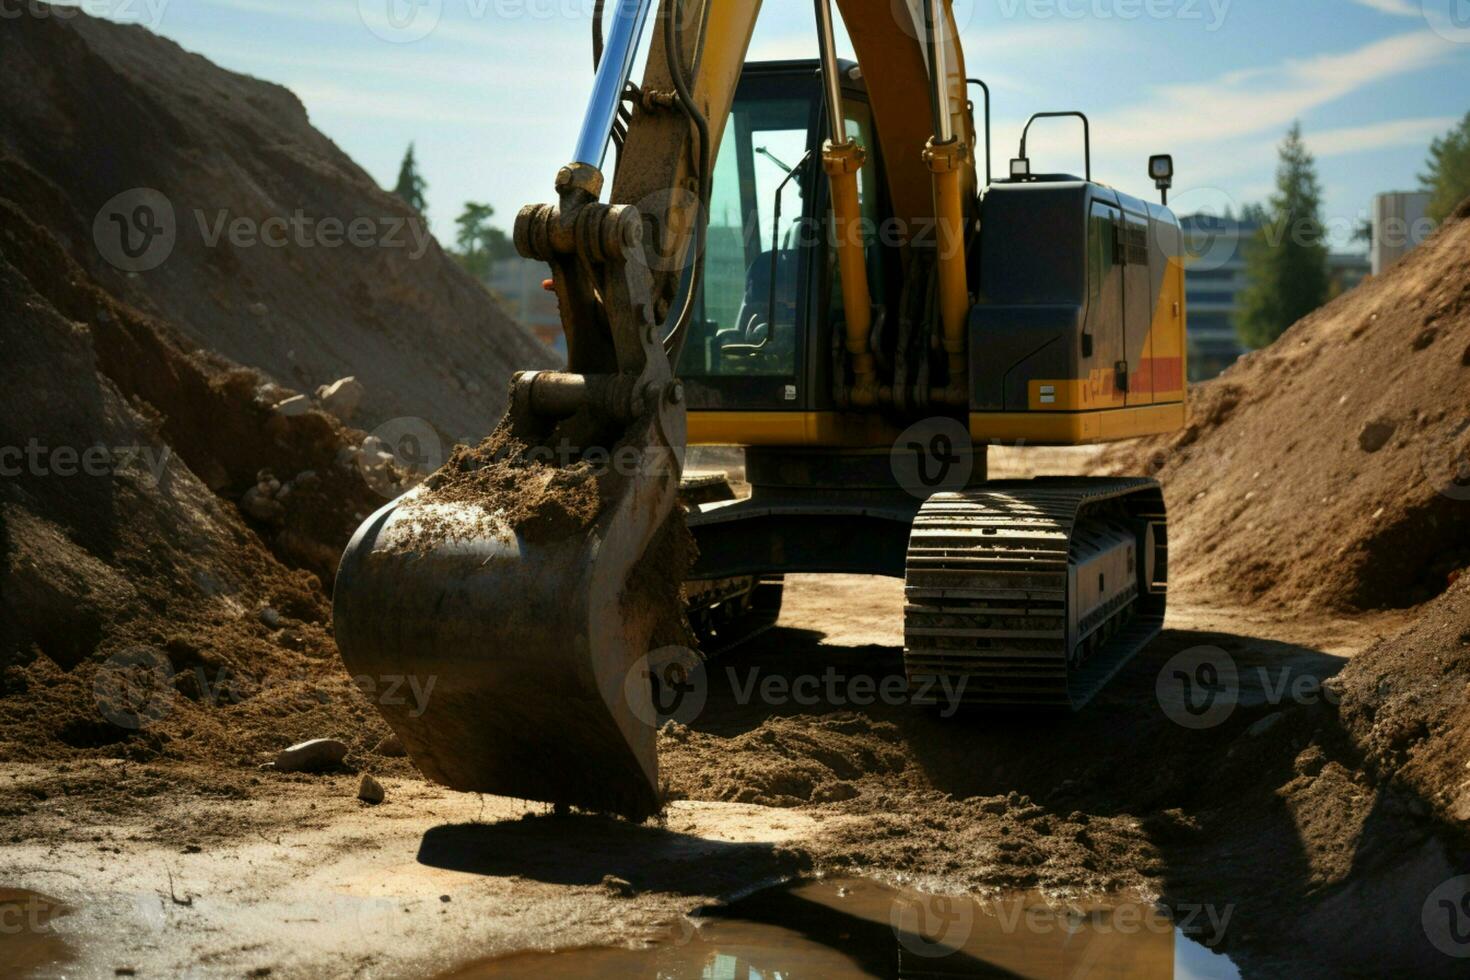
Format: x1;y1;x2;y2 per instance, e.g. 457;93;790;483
443;877;1241;979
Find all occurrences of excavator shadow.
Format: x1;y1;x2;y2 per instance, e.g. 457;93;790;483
891;624;1350;802
416;814;804;895
691;617;1352;806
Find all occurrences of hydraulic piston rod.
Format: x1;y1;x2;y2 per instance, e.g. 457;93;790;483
572;0;655;172
816;0;881;406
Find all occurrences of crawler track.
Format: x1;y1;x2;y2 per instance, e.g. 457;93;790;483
903;478;1167;710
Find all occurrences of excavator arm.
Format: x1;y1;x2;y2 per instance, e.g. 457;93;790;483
334;0;977;820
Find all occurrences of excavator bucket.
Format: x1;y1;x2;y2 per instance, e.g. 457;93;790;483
334;403;686;821
333;153;691;820
334;0;718;820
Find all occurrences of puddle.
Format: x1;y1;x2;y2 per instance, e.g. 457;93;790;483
0;888;74;977
444;877;1240;979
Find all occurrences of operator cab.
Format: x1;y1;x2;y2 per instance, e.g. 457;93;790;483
676;60;884;415
677;59;1187;447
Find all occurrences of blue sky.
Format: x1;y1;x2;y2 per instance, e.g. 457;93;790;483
79;0;1470;248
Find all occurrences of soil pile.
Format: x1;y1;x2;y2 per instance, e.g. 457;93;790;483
407;426;606;548
1335;576;1470;825
0;151;414;770
0;4;556;442
1102;199;1470;612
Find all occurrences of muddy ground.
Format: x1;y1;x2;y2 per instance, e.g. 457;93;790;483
5;574;1461;979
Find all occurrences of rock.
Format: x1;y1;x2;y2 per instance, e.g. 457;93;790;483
273;394;311;417
316;376;365;422
1358;419;1396;453
272;738;348;773
373;733;406;757
357;774;386;805
258;606;282;629
240;486;285;523
600;875;634;897
1248;712;1286;737
248;301;269;317
1294;745;1326;777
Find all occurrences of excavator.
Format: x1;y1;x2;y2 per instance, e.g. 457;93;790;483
334;0;1188;821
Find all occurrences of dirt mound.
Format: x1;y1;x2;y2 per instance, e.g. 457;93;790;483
0;5;556;442
1335;577;1470;824
662;713;909;807
0;180;406;771
1104;200;1470;612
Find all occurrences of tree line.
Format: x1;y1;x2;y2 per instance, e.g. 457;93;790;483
1236;111;1470;348
390;142;517;283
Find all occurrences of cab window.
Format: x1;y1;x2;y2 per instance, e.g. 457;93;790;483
678;94;812;381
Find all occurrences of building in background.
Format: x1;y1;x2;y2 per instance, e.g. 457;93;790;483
1371;191;1435;276
489;256;565;359
1328;252;1371;297
491;214;1378;383
1179;214;1253;382
1179;214;1369;382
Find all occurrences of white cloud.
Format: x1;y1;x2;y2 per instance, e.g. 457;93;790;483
995;31;1459;216
1096;30;1455;150
1348;0;1422;16
1306;116;1455;156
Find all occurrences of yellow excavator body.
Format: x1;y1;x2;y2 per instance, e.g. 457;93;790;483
334;0;1186;820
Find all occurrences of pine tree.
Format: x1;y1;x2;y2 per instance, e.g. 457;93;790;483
454;202;496;280
1235;123;1329;350
1421;111;1470;224
393;143;429;215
